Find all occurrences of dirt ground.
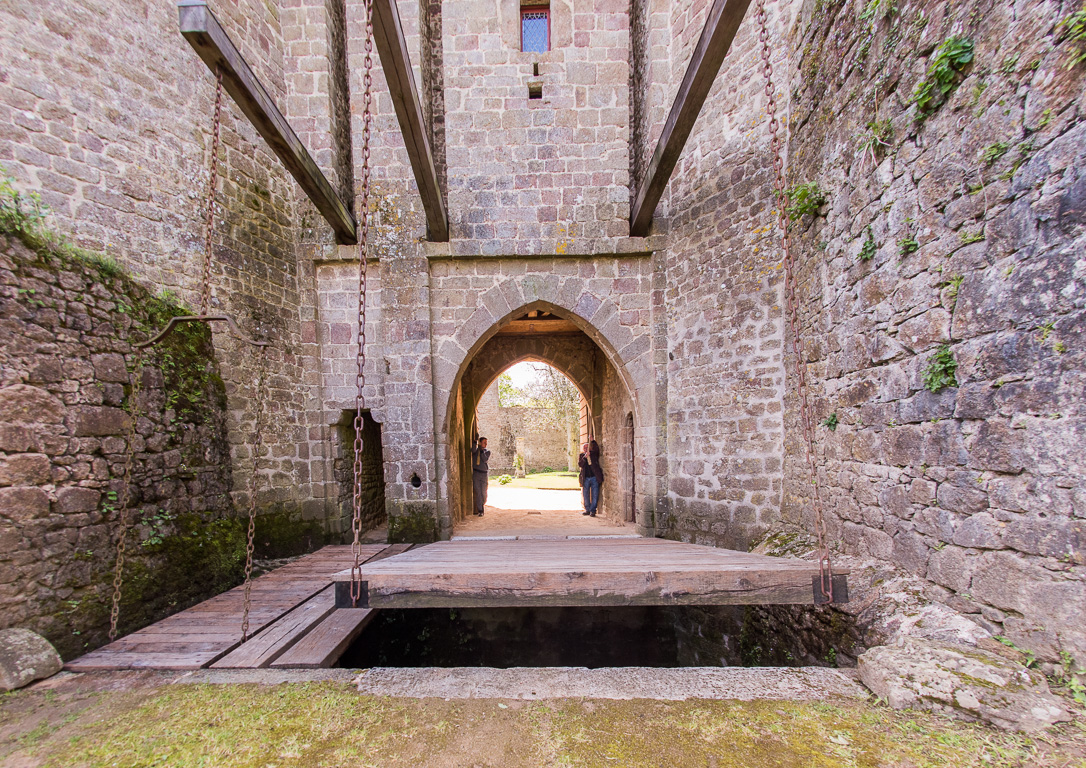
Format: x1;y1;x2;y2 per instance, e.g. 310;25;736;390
1;671;1084;767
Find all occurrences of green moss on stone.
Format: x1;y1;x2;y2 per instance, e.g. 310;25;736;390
248;505;329;558
388;504;439;544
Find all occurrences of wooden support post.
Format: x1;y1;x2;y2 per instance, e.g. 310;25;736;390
371;0;450;242
629;0;753;237
178;1;359;245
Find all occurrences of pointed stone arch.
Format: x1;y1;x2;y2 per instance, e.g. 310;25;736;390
435;302;651;532
426;257;661;538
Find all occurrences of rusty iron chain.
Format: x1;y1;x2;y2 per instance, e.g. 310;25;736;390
108;348;144;641
756;0;834;602
240;345;269;641
201;67;224;315
350;0;376;607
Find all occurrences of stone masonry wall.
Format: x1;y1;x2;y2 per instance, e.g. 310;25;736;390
0;234;238;659
660;0;797;550
333;410;387;533
441;0;632;251
782;0;1086;664
474;382;571;474
0;0;325;540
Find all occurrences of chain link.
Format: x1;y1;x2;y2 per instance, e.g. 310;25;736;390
201;68;224;315
350;0;376;607
109;348;144;641
240;345;268;641
756;0;834;602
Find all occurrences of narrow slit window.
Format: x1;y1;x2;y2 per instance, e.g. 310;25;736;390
521;7;549;53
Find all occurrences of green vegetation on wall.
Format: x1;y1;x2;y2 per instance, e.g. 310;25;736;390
922;344;958;393
912;36;974;122
1058;8;1086;68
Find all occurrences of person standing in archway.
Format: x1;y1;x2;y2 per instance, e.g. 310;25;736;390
579;439;604;516
471;436;490;516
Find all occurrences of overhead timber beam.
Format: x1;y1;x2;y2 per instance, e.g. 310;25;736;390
177;1;358;245
371;0;450;242
629;0;753;237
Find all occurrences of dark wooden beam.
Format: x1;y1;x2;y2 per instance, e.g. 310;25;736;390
629;0;753;237
371;0;450;242
177;1;358;244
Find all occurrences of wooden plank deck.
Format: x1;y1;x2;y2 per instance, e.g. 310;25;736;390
270;608;376;669
66;544;392;672
333;538;849;609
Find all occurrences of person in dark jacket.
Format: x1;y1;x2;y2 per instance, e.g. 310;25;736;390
577;439;604;516
471;436;490;516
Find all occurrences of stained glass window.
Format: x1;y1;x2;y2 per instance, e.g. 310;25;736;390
521;9;549;53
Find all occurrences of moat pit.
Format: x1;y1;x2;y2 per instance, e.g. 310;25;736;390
337;605;856;669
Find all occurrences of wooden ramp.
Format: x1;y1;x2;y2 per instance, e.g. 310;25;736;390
65;544;407;672
333;538;849;609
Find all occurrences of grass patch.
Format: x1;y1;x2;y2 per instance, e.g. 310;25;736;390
781;182;827;221
6;683;1084;768
1058;8;1086;69
922;344;958;393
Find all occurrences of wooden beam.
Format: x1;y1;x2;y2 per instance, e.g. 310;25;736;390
332;539;849;609
371;0;450;242
629;0;753;237
177;1;358;245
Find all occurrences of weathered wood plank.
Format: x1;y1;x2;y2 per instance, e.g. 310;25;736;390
66;652;221;671
371;0;449;242
64;544;374;672
333;539;848;609
629;0;753;237
177;0;358;244
211;588;337;669
270;609;375;669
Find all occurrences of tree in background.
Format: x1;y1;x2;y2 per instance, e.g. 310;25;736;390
494;364;582;471
497;371;531;407
526;364;581;470
526;364;580;431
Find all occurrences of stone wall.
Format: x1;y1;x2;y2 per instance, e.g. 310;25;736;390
474;382;572;474
0;0;327;540
657;0;797;550
441;0;632;251
781;0;1086;664
429;256;659;529
0;232;238;659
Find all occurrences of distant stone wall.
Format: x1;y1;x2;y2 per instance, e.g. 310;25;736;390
475;382;571;474
782;0;1086;664
0;234;237;659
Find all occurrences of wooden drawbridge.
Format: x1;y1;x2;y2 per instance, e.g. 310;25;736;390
66;539;846;671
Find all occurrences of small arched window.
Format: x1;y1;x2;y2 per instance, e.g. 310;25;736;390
521;5;550;52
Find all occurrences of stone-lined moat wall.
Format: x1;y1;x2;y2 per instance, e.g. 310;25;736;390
782;0;1086;663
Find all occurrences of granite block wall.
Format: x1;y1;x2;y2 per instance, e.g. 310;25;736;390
781;0;1086;663
0;0;322;534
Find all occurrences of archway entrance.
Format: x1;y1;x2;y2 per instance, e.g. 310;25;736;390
444;305;638;534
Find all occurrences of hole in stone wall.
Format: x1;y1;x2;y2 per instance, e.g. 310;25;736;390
334;410;386;533
533;62;540;76
410;473;422;488
528;82;543;100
